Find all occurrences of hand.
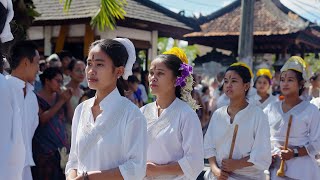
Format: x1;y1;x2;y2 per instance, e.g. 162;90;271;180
212;167;229;180
59;87;73;102
221;159;240;172
279;146;294;160
146;162;159;177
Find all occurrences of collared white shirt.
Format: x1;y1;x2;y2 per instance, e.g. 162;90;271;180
66;88;147;180
6;75;39;167
0;73;22;180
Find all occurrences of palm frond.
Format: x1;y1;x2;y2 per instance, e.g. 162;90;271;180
61;0;126;30
91;0;127;31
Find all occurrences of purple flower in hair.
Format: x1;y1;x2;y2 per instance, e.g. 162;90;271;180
175;63;193;87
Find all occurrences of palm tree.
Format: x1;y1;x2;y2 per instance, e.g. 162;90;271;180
61;0;127;30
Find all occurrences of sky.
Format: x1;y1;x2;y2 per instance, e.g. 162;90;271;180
151;0;320;24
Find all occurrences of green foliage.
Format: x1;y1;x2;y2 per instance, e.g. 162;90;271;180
304;53;320;73
60;0;127;31
157;37;200;63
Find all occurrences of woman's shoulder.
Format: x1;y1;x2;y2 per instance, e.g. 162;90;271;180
175;98;198;115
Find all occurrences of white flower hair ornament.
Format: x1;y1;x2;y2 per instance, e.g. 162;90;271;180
113;38;136;80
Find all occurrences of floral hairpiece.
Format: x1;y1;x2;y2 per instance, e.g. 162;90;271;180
176;63;193;87
163;47;200;110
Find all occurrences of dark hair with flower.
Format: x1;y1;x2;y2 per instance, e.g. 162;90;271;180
157;47;200;110
176;63;193;87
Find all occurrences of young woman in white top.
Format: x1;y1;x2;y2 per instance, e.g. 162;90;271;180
253;68;277;110
264;56;320;180
204;62;271;180
141;47;204;179
65;38;147;180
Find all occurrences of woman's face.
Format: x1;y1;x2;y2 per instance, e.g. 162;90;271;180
47;74;63;93
255;76;270;94
70;61;85;83
86;46;123;91
148;58;176;97
280;70;300;97
223;70;249;100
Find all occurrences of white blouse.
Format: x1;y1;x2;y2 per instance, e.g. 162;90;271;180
66;88;147;180
264;101;320;180
204;104;272;180
254;94;277;110
141;98;204;180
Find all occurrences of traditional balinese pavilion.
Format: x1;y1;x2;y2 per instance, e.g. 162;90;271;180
185;0;320;62
27;0;198;66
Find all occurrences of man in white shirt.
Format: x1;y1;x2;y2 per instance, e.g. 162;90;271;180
6;41;40;180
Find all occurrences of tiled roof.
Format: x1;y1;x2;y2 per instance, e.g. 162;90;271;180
185;0;309;37
33;0;193;30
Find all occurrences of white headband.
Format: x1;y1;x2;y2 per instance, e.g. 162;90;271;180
0;0;14;43
113;38;136;80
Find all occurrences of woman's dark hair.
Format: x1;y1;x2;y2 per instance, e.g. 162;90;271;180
202;86;209;94
225;65;252;96
128;75;140;84
281;69;305;96
89;39;129;96
253;75;272;88
156;54;183;99
67;59;84;71
39;67;63;86
310;73;319;81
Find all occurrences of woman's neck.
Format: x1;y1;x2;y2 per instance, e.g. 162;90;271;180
94;85;116;105
156;92;176;109
258;91;269;102
39;86;55;102
283;95;301;107
229;97;248;111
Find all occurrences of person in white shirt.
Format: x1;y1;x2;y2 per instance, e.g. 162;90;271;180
0;71;17;180
65;38;147;180
253;68;277;110
264;56;320;180
204;62;271;180
6;41;40;180
141;47;204;180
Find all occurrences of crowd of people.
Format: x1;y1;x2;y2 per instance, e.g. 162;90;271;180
1;16;320;180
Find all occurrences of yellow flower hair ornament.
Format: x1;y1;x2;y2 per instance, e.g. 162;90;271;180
256;68;272;80
230;62;254;78
163;47;188;64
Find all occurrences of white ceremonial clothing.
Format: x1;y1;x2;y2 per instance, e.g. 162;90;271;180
254;94;277;110
141;98;204;180
204;104;272;180
65;88;147;180
0;74;24;180
311;97;320;110
6;75;39;180
264;101;320;180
